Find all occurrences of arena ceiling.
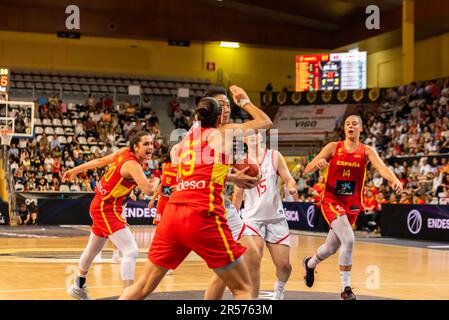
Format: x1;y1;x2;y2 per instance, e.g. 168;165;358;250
0;0;448;51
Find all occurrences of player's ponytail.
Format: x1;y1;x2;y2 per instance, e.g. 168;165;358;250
128;128;151;153
194;97;222;128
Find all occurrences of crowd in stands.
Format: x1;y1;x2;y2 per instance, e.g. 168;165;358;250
9;78;449;229
10;94;167;195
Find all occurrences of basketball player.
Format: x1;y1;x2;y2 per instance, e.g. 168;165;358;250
302;114;403;300
232;133;298;300
148;151;178;225
63;129;158;300
203;88;261;300
119;85;272;300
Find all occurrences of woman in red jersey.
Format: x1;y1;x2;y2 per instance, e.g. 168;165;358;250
120;85;272;300
148;151;178;225
302;115;403;300
63;128;158;300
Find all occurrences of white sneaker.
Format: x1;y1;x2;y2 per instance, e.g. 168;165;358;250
165;269;173;275
67;283;90;300
111;254;122;264
272;288;285;300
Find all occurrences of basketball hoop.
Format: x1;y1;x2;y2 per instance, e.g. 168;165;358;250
0;129;13;146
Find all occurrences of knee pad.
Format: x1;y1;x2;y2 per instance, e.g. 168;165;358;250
120;247;139;281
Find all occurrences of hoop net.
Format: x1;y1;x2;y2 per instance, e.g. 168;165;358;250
0;129;13;146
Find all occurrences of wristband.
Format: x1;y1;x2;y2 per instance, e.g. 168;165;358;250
238;98;251;107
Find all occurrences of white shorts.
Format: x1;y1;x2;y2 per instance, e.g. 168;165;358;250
243;218;290;246
225;200;246;241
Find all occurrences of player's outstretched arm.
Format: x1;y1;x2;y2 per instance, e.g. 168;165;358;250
121;160;159;196
366;146;403;194
62;147;127;181
304;142;336;175
274;150;298;200
220;85;273;134
232;186;245;211
148;183;162;208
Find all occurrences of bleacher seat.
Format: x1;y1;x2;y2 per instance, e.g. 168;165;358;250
90;145;101;154
153;88;161;95
52;118;62;126
35;126;44;134
35;82;44;90
144;88;153;95
42;118;52;126
25;82;34;89
44;127;55;135
55;127;65;135
87;137;97;145
62;119;72;127
47;135;54;142
78;136;88;145
58;135;68;144
34;118;42;126
44;83;53;90
36;135;43;142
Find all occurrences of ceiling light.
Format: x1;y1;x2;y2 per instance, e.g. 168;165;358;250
220;41;240;48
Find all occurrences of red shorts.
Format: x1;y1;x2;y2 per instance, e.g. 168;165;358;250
90;196;127;238
320;200;358;227
148;203;246;270
153;196;169;225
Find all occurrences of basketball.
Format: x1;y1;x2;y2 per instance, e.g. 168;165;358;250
232;158;259;177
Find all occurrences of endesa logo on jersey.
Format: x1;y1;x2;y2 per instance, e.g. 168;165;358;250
336;160;360;168
95;182;109;196
176;179;207;191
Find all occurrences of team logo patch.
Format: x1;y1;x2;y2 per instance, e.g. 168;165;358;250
335;180;356;196
337;148;343;156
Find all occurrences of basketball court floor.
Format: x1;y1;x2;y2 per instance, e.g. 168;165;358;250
0;226;447;300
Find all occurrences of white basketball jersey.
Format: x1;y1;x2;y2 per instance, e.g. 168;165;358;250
242;149;285;222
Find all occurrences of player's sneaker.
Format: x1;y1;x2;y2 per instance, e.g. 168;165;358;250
67;283;90;300
340;286;356;300
272;288;285;300
303;257;315;288
166;269;173;275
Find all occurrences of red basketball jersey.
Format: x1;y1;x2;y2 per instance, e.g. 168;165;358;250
168;126;229;217
94;148;138;209
322;141;367;213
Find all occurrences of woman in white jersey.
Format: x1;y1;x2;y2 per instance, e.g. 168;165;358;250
233;133;298;300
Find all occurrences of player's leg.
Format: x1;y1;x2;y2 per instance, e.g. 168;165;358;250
212;257;252;300
265;219;291;299
330;214;356;300
240;234;264;298
111;242;122;264
303;229;341;287
119;260;168;300
108;226;139;288
204;205;253;300
68;231;108;300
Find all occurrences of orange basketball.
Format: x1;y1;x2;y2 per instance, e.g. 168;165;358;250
232;158;259;177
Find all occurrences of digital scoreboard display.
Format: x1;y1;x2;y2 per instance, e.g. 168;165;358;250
0;68;10;93
295;52;366;92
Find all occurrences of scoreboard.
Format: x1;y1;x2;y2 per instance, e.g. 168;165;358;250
295;52;366;92
0;68;10;93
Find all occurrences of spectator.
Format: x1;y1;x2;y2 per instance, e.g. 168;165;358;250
17;203;30;225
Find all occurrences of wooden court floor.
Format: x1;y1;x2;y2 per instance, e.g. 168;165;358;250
0;226;447;300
